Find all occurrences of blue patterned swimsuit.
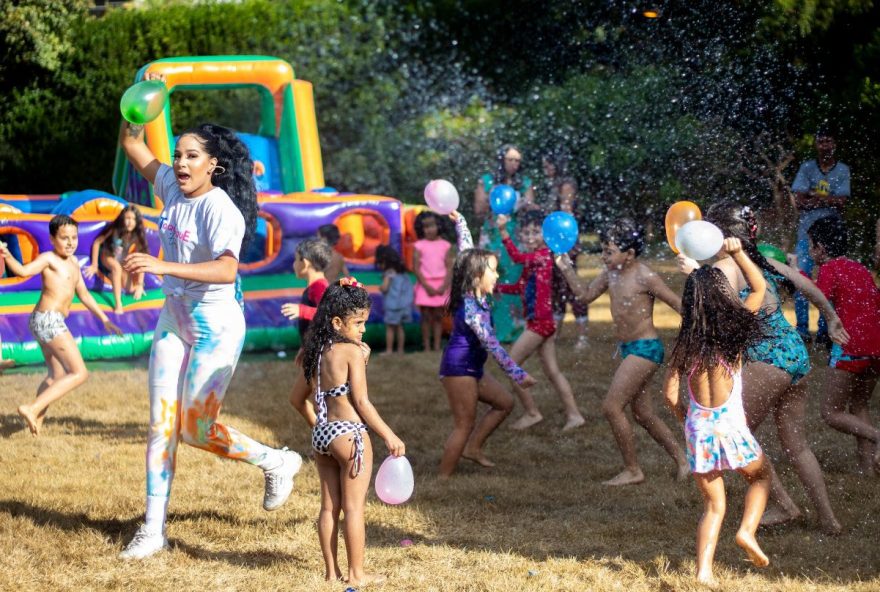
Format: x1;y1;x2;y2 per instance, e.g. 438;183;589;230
739;270;810;384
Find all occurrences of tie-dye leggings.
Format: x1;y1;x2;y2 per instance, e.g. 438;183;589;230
146;295;278;498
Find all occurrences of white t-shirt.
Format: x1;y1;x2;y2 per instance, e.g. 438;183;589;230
154;164;244;302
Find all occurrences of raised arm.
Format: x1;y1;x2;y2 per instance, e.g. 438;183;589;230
724;239;765;312
463;297;532;386
119;122;162;186
0;247;50;279
766;257;849;345
554;253;608;304
496;214;532;265
451;210;474;252
345;344;405;457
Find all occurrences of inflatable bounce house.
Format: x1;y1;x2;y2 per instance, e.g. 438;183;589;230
0;56;423;365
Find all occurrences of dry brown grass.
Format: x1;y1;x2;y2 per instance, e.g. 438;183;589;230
1;256;878;591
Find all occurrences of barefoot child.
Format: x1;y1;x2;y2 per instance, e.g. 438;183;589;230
281;238;332;338
290;278;405;585
83;205;149;314
413;211;453;351
1;215;122;435
807;216;880;474
438;211;537;477
664;238;771;586
375;245;414;355
494;211;586;431
555;218;688;485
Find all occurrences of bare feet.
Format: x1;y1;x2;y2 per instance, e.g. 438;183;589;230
461;449;495;468
17;405;39;436
510;412;543;430
0;358;14;374
602;467;644;486
759;503;801;527
561;415;586;432
346;573;386;587
820;515;843;536
379;350;395;356
114;306;125;315
735;530;769;568
696;573;719;589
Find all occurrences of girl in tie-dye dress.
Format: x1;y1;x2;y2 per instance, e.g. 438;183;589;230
663;238;771;587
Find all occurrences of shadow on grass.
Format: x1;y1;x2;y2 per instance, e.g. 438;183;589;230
171;539;308;568
0;414;145;441
0;499;139;543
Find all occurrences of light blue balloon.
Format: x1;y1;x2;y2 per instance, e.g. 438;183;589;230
542;211;579;254
489;184;517;215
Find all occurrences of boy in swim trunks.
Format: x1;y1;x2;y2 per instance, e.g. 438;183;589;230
808;216;880;474
495;211;586;432
556;217;689;485
0;215;122;435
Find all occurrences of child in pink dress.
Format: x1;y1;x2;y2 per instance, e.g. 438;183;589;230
413;211;454;351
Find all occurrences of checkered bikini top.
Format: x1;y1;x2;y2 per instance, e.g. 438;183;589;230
315;347;351;425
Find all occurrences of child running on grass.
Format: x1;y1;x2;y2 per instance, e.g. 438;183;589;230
375;245;414;355
494;211;586;431
807;216;880;475
83;204;149;314
1;215;122;435
290;278;405;586
412;211;454;351
438;211;536;476
664;238;771;587
281;238;332;338
555;217;688;485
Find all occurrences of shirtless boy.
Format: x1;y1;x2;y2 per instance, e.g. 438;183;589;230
555;217;689;485
0;215;121;435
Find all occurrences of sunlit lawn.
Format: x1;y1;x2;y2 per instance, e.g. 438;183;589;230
1;256;877;591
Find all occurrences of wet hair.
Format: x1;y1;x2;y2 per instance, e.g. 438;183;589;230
447;248;497;314
807;215;847;259
599;217;644;256
375;244;407;273
668;265;768;377
518;209;545;230
295;237;332;271
317;224;341;246
103;205;148;254
705;200;794;294
49;214;77;236
301;281;372;383
178;123;258;252
814;126;835;140
542;150;569;178
493;144;526;191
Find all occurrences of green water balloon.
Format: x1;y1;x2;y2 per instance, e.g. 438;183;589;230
119;80;168;125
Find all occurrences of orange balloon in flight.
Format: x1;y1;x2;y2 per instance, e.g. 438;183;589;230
665;201;702;253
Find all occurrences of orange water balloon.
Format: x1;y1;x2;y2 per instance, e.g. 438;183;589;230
665;201;702;253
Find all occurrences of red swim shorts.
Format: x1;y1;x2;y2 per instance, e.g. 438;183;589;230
526;318;557;338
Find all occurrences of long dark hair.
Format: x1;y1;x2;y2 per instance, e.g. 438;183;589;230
301;281;372;383
447;248;497;314
668;265;767;377
705;200;794;295
104;205;148;254
375;244;407;273
493;144;526;191
179;123;258;252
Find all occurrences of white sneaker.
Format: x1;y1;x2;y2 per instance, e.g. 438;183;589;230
263;448;302;511
119;524;168;560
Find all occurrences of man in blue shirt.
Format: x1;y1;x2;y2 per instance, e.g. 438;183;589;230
791;128;851;342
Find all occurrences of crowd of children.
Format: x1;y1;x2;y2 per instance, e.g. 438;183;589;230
6;132;880;587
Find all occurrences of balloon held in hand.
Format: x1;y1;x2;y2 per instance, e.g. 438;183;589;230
424;180;460;215
665;201;702;253
489;184;517;215
542;211;579;254
374;455;414;505
120;80;168;125
674;220;724;261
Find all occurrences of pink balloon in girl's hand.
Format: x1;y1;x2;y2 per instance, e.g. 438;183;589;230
374;455;414;504
424;180;460;215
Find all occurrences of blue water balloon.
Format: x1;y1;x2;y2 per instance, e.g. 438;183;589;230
489;184;517;215
542;211;579;254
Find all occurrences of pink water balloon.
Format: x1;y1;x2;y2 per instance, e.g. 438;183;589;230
424;180;460;215
374;455;414;505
